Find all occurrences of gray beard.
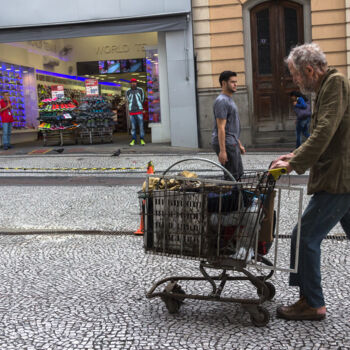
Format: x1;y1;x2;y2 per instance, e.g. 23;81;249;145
300;86;314;94
299;76;318;94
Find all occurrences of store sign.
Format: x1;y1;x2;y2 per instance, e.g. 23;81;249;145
51;85;64;99
85;79;99;96
95;43;147;56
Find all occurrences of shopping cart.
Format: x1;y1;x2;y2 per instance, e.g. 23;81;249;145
141;158;288;327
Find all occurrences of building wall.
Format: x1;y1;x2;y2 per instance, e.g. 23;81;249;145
193;0;249;148
193;0;349;148
311;0;347;76
194;0;348;89
193;0;245;90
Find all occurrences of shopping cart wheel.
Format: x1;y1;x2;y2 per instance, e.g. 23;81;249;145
162;296;181;314
250;306;270;327
172;284;186;302
257;281;276;301
161;283;185;314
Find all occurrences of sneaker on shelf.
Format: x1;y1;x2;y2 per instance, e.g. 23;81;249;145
140;139;146;146
129;139;136;146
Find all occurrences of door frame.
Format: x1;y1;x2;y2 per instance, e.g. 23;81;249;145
242;0;311;136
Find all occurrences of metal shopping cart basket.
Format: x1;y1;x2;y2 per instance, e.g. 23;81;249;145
140;158;289;327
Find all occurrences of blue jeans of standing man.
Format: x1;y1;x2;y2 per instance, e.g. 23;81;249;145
289;191;350;308
130;114;144;141
296;118;310;148
2;122;12;148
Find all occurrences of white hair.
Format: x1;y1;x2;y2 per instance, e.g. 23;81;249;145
285;43;328;72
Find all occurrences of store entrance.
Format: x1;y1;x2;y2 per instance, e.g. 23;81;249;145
0;32;161;147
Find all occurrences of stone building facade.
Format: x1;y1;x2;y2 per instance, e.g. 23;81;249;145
193;0;350;148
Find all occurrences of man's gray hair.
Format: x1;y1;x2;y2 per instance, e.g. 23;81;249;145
286;43;327;72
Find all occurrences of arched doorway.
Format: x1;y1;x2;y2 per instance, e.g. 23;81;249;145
250;0;304;133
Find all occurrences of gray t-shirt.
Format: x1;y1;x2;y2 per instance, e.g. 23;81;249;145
212;94;241;145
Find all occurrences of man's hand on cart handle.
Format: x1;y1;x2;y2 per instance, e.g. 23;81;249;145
269;160;292;173
269;153;295;171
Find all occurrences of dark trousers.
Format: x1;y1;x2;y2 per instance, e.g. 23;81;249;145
289;192;350;307
213;143;243;181
296;118;310;148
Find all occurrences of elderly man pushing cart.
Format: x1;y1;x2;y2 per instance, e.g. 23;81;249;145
270;43;350;321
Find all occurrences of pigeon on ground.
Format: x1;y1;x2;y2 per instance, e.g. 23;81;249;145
53;148;65;154
111;149;121;157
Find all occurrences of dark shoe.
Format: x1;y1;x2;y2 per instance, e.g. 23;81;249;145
276;298;326;321
8;144;12;149
3;146;8;150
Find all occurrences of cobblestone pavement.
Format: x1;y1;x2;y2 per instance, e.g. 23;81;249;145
0;152;348;349
0;184;343;235
0;234;349;350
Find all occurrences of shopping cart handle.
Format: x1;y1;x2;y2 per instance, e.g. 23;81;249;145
268;167;287;180
162;157;237;182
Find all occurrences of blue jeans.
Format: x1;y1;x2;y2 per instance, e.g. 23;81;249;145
289;192;350;307
296;118;310;148
2;122;12;147
130;114;144;141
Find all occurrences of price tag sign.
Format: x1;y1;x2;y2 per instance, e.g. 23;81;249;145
85;79;99;96
51;85;64;99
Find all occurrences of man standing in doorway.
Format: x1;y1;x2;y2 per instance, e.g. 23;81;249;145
270;43;350;320
0;91;14;150
212;71;245;180
126;78;145;146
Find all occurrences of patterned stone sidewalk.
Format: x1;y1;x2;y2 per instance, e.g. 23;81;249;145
0;234;348;350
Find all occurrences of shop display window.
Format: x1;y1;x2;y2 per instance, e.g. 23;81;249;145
0;62;29;129
146;49;160;123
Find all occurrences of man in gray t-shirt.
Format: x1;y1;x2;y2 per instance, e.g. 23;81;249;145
212;71;245;180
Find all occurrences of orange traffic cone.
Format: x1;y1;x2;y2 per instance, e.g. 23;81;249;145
135;162;154;235
134;202;145;235
147;161;154;174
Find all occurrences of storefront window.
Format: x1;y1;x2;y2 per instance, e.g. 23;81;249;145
146;49;160;123
0;62;35;129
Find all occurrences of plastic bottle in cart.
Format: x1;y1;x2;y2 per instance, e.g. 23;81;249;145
210;212;240;228
249;197;259;211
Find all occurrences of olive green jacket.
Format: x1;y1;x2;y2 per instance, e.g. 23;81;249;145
289;68;350;194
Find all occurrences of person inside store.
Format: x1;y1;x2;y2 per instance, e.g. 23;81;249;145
126;78;145;146
212;70;246;180
270;43;350;321
0;91;14;150
70;93;79;107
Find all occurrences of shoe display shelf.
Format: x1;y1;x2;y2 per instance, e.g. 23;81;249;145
0;67;26;129
77;96;115;144
42;128;79;147
38;97;79;146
